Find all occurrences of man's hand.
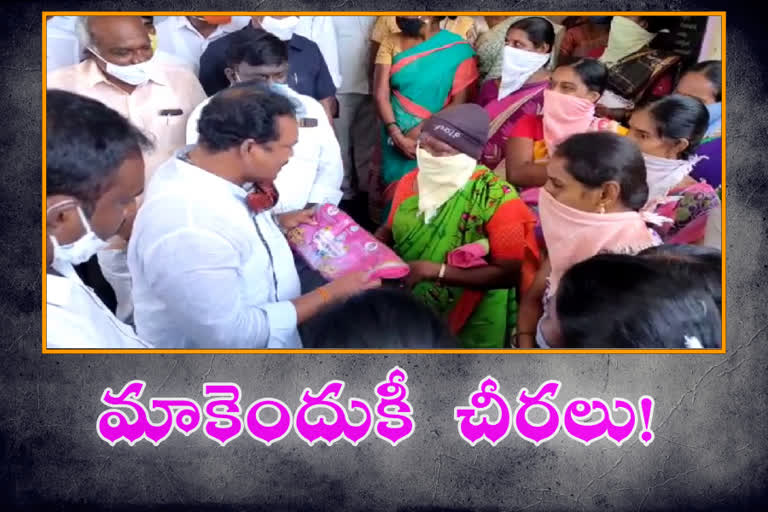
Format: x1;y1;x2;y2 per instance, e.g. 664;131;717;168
277;208;317;231
324;271;382;301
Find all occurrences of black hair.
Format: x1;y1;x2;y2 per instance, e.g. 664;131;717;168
46;89;152;212
556;252;721;349
300;288;459;349
197;82;296;152
509;17;556;51
638;244;722;313
645;94;710;159
553;132;649;211
687;60;722;102
225;29;288;69
565;58;608;95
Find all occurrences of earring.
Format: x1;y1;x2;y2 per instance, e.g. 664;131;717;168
598;204;606;215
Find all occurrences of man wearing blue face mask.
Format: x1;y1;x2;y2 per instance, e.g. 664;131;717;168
46;90;153;349
187;31;343;293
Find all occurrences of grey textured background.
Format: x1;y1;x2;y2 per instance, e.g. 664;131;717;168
2;1;765;510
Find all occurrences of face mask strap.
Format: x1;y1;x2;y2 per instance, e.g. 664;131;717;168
74;205;96;235
47;201;95;255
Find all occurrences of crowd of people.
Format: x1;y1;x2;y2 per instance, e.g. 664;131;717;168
45;14;723;350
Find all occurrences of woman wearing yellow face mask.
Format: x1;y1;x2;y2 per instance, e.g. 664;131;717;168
375;104;541;349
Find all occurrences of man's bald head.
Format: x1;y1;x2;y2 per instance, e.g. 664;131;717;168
77;16;153;66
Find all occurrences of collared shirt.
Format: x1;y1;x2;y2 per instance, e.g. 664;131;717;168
128;149;302;349
47;58;207;184
332;16;376;95
46;261;151;349
198;23;336;100
296;16;342;89
46;16;82;74
185;91;343;214
155;16;251;75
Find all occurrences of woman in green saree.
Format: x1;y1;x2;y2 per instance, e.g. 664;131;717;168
375;104;541;348
371;15;480;223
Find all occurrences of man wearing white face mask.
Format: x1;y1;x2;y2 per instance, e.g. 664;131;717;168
48;16;207;183
46;90;152;349
187;32;343;216
199;15;337;120
186;32;343;293
48;15;207;323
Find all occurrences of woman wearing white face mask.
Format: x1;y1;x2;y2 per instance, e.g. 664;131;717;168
375;104;542;349
476;18;554;178
595;15;683;122
627;94;718;245
46;90;153;349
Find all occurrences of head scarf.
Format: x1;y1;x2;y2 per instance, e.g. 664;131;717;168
599;17;655;65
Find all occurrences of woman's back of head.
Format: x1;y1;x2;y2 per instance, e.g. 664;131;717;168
301;288;459;349
556;250;721;349
638;244;722;313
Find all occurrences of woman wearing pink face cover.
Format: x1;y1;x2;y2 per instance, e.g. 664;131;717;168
515;131;661;349
500;59;628;246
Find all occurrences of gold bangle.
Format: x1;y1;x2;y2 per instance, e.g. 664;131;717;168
317;287;331;304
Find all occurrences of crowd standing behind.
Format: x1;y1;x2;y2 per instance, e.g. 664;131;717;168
45;14;723;350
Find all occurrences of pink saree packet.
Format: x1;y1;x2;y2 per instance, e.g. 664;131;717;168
286;204;410;281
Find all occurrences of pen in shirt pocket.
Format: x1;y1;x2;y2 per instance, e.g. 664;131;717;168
159;108;183;125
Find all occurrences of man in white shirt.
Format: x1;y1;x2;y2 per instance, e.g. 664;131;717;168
331;16;379;216
49;15;208;324
295;16;342;89
46;90;152;349
154;15;250;75
130;84;379;349
186;31;343;216
187;31;344;293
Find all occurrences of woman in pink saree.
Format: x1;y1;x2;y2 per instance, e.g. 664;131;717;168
476;17;555;176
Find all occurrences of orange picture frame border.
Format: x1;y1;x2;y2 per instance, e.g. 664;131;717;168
41;11;727;354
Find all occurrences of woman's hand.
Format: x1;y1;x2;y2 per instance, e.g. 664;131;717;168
392;132;417;159
324;271;382;301
277;208;317;231
404;260;441;288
